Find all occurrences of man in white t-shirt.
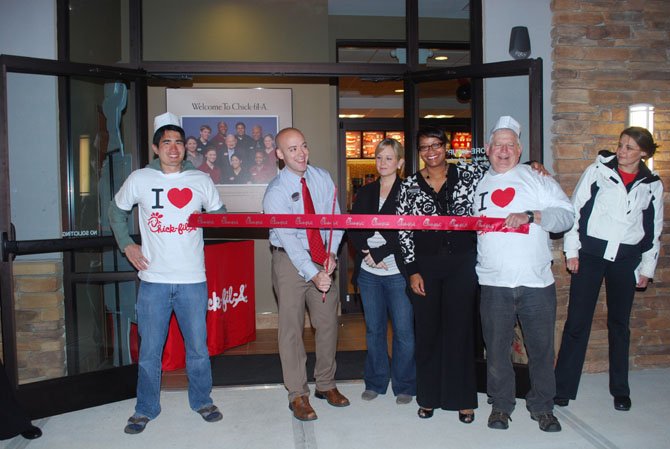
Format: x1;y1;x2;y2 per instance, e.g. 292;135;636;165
109;112;227;434
474;116;573;433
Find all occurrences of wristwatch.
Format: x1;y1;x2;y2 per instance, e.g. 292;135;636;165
524;210;535;224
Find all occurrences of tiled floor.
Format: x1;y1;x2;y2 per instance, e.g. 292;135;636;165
4;368;669;449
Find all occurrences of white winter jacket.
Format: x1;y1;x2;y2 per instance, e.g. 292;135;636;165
563;151;664;279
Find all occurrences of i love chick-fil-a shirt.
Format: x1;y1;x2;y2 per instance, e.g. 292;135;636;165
114;167;223;283
474;164;573;288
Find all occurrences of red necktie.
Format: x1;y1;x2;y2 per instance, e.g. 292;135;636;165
301;177;328;265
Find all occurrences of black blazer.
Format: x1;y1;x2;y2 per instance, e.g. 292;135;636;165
349;177;406;287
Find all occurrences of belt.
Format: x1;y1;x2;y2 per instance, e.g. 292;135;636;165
270;245;311;256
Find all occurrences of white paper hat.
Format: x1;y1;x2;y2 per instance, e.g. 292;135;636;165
490;115;521;137
153;112;181;133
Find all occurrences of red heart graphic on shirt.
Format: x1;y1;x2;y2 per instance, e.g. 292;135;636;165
167;188;193;209
491;188;515;208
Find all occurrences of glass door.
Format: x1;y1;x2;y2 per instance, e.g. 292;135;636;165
0;55;148;417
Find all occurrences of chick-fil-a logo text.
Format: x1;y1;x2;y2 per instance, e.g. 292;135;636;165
208;284;248;312
148;212;197;234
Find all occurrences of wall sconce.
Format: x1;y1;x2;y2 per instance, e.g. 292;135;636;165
390;48;434;64
79;135;90;196
628;103;654;170
509;26;531;59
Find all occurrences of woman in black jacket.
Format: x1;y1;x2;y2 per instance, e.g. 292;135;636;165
349;138;416;405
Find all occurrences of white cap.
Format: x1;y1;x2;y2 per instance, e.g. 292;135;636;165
153;112;181;133
490;115;521;138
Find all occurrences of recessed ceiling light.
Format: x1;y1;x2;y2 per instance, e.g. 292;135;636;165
394;89;404;93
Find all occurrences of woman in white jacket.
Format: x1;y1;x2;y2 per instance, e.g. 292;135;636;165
554;127;663;412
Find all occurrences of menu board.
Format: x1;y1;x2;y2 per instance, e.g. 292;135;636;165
450;132;472;159
362;131;385;158
385;131;404;147
346;130;406;159
345;131;362;158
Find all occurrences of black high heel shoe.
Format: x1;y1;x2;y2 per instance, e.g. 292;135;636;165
417;407;434;419
20;425;42;440
459;410;475;424
613;395;631;411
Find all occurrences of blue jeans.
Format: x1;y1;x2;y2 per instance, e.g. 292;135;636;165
358;270;416;396
480;284;557;416
135;281;213;419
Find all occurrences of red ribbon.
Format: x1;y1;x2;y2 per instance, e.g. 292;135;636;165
189;213;529;234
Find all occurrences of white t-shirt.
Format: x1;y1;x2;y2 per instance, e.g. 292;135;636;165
114;168;223;283
474;164;573;288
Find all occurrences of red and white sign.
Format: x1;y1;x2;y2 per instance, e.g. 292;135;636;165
161;241;256;371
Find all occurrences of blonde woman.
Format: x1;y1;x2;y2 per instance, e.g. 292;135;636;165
349;138;415;405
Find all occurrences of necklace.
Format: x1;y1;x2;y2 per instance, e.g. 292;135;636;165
423;168;447;191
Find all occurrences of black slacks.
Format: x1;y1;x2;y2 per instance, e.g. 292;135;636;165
555;251;639;399
410;250;479;411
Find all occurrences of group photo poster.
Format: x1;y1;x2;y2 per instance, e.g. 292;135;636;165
167;88;293;212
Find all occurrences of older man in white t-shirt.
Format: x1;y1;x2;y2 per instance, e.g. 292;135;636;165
474;116;573;433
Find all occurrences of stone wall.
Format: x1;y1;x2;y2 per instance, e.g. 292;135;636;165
551;0;670;371
13;261;66;383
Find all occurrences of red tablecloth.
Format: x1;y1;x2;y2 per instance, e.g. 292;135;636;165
161;241;256;371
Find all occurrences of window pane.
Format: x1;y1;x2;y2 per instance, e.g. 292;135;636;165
142;0;407;62
484;76;531;162
69;0;130;65
69;78;137;273
418;0;470;68
143;0;332;62
417;78;474;167
7;73;61;243
71;281;138;375
330;0;405;43
339;76;404;119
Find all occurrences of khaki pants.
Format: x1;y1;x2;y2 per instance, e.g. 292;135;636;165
271;250;339;401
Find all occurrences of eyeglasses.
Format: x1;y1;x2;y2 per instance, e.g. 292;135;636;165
418;142;444;152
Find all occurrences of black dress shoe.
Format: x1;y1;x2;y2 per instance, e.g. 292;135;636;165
554;397;569;407
20;425;42;440
613;395;631;411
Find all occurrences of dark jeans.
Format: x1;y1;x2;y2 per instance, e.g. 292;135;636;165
555;252;639;399
358;270;416;396
480;284;557;416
